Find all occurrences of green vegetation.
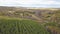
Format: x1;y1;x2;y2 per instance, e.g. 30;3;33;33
0;6;60;34
0;18;49;34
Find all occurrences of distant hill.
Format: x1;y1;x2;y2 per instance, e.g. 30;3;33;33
0;6;60;23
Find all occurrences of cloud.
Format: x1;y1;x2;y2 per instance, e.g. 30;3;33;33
0;0;60;8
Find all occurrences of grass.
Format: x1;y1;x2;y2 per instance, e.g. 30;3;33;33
0;17;50;34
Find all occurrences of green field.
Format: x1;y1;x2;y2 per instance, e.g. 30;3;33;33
0;17;50;34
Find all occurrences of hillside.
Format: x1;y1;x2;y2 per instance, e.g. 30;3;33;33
0;6;59;23
0;17;50;34
0;6;60;34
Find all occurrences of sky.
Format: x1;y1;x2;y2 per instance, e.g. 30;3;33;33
0;0;60;8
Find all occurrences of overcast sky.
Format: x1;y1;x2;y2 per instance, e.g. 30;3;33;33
0;0;60;8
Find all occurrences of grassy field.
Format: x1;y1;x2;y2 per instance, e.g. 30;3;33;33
0;17;50;34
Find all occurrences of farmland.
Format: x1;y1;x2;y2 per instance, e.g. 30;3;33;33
0;6;60;34
0;17;49;34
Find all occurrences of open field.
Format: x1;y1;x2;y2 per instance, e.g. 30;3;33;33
0;6;60;34
0;17;49;34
